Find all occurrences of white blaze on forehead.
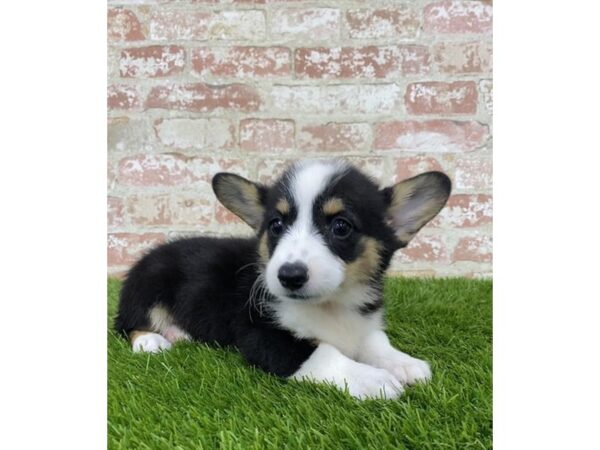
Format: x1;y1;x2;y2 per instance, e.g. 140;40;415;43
290;160;348;226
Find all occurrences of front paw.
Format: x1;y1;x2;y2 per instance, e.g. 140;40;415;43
343;364;405;400
384;354;431;386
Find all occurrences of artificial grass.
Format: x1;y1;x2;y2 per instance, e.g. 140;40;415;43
108;277;492;449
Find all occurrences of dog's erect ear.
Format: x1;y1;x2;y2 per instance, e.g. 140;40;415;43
381;171;451;244
212;173;267;230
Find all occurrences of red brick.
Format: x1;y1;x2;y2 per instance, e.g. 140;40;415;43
393;156;444;183
192;47;291;78
107;85;141;110
149;10;265;41
397;235;447;263
453;234;492;262
107;196;125;227
146;83;261;112
118;154;199;187
271;8;341;40
431;194;492;228
424;1;492;34
374;120;488;152
125;194;212;226
346;7;420;39
154;118;235;150
108;9;144;42
298;123;370;152
120;46;186;78
433;41;492;74
454;158;492;189
295;45;429;79
240;119;295;153
118;154;245;187
405;81;478;115
271;84;401;114
108;232;166;266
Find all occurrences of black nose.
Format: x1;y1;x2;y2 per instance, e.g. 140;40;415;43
278;262;309;291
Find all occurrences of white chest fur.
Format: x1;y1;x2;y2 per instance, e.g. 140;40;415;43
272;292;384;358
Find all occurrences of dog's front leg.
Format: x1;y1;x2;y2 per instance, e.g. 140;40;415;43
355;330;432;386
292;343;403;399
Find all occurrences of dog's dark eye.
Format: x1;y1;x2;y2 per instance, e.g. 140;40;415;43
269;218;284;236
331;217;353;239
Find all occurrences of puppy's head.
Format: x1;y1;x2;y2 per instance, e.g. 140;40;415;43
213;160;450;303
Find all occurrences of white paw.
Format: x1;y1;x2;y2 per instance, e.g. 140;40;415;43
132;333;172;353
342;363;405;400
380;352;432;385
292;343;404;400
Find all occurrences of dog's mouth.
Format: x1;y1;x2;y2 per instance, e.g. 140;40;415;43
284;292;318;301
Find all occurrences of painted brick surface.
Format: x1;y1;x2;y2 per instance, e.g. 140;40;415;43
108;1;493;278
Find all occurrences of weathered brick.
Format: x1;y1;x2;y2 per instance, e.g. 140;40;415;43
125;194;212;226
424;1;492;34
271;84;401;114
393;156;444;183
154;118;235;150
146;83;261;112
271;8;340;40
108;117;156;153
433;41;492;74
405;81;478;115
454;158;492;190
120;46;186;78
108;232;166;266
396;235;447;263
295;45;429;79
118;154;245;187
150;10;266;41
453;234;492;262
108;196;125;227
239;119;295;153
346;157;385;180
298;123;371;152
256;158;296;184
346;7;420;39
108;8;144;42
374;120;489;152
107;85;141;110
118;153;199;187
192;47;291;78
431;194;492;228
479;79;493;116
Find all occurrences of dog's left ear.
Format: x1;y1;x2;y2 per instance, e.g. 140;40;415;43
381;171;451;244
212;173;267;230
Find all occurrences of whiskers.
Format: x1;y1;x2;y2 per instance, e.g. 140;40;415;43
246;272;272;321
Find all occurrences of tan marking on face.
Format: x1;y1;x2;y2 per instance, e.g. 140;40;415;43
323;197;345;216
276;198;290;215
343;237;383;285
258;232;269;265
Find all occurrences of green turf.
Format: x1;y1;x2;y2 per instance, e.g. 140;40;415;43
108;277;492;450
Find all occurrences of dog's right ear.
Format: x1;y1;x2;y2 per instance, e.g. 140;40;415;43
212;173;267;230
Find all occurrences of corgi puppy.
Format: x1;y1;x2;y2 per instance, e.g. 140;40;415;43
115;160;451;399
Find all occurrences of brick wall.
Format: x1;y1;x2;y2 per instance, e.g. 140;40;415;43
108;0;493;278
